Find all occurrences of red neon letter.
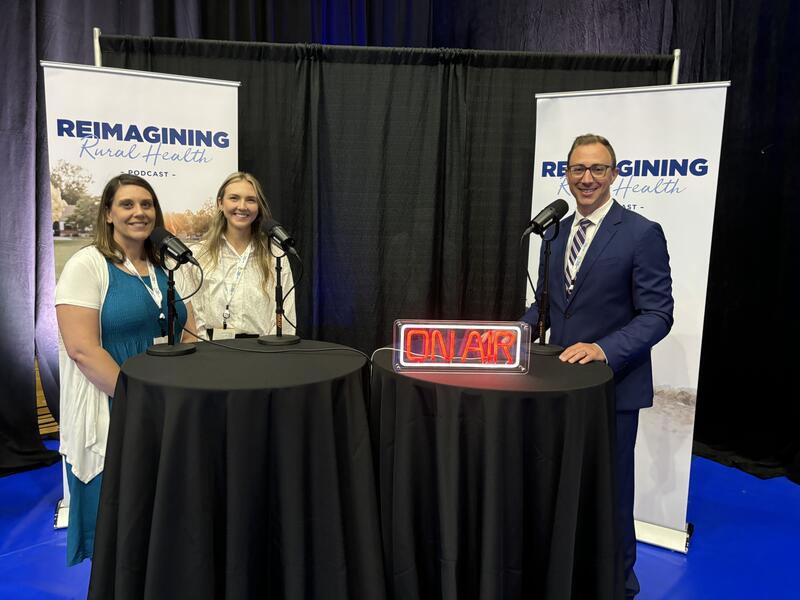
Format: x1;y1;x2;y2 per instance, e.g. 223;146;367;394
483;330;496;363
459;330;486;363
404;329;430;362
493;330;517;363
430;329;454;362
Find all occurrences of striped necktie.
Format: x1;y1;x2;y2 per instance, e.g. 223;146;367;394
564;218;592;296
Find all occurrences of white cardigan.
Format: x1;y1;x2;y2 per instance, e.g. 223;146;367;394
55;246;111;483
55;246;192;483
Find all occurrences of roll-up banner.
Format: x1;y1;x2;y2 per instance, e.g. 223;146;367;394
42;61;239;277
528;82;729;552
42;62;239;526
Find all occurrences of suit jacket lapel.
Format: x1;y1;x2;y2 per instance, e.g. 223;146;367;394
566;200;622;307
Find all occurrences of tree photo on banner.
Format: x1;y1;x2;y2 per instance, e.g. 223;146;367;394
42;62;239;277
528;82;728;550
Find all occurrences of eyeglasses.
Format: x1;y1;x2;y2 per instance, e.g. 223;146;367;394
567;164;613;179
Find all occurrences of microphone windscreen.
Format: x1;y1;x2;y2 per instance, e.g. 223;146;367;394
148;226;172;247
552;199;569;219
261;218;279;234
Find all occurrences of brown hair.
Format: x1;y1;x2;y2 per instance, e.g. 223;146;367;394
567;134;617;167
93;174;165;264
198;172;275;292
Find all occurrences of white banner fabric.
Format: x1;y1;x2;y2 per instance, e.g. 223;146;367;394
42;62;239;275
528;83;728;544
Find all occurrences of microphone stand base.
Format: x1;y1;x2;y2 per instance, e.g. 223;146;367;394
530;343;564;356
146;342;197;357
258;334;301;346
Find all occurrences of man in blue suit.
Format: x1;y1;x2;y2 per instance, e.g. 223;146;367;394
522;134;674;598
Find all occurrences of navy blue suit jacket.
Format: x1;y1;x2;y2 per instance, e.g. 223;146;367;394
522;200;674;411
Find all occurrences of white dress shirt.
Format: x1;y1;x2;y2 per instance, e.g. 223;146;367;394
182;236;297;338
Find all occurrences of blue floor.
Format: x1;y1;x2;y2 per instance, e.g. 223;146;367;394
637;456;800;599
1;440;798;599
0;442;90;600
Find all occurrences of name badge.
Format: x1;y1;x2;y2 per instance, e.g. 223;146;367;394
213;328;236;340
152;336;168;345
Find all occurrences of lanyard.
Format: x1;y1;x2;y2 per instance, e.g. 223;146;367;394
221;240;252;329
123;257;166;325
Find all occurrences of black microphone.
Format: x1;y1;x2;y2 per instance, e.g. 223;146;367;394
148;226;199;267
261;218;299;257
522;199;569;237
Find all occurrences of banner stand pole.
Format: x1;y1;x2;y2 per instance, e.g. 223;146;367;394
54;458;70;529
670;48;681;85
93;27;102;67
635;519;692;554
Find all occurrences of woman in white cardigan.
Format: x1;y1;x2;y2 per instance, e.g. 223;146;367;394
56;174;195;565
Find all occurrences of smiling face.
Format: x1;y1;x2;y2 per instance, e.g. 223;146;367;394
567;142;618;216
105;184;157;248
218;179;259;233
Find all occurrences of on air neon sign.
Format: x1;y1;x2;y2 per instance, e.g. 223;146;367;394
393;320;531;373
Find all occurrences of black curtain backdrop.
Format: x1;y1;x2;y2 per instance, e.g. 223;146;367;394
100;36;670;351
3;0;798;483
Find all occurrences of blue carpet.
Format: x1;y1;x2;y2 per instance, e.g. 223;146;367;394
637;456;800;599
0;441;90;599
1;441;797;598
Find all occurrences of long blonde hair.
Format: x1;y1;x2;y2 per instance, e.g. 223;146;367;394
198;172;275;293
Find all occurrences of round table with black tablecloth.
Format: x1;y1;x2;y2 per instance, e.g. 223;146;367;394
89;338;386;600
369;348;622;600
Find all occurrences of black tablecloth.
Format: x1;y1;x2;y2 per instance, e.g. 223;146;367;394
89;339;386;600
370;349;621;600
